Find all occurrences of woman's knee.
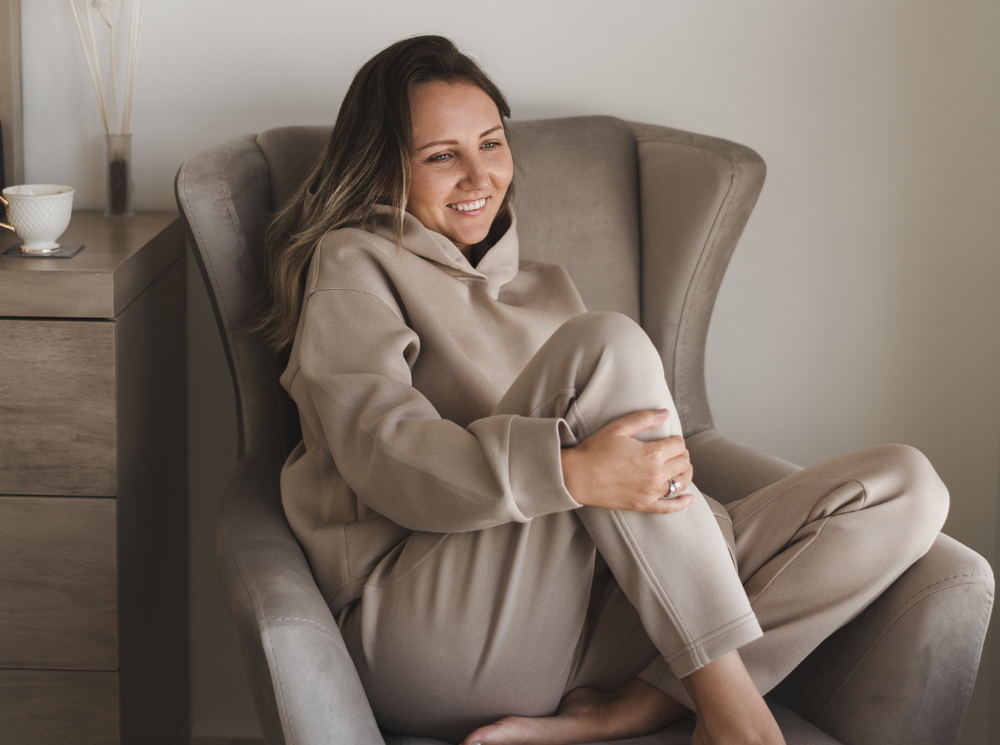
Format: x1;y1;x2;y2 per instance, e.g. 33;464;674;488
862;443;949;554
556;311;664;375
559;310;647;344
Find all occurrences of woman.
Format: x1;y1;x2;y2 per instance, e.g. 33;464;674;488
257;35;948;745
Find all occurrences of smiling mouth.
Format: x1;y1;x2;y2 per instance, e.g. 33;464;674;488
447;197;488;213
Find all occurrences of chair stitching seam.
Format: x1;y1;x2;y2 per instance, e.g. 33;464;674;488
884;573;994;627
816;575;995;719
271;616;337;633
268;622;342;646
264;627;297;745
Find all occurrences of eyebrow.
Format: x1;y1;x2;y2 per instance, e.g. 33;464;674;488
415;124;503;151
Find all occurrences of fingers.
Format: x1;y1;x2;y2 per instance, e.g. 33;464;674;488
461;721;502;745
644;433;688;461
660;454;692;492
645;492;696;514
610;408;670;437
670;464;695;495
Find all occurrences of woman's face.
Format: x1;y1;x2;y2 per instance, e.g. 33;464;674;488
407;80;513;254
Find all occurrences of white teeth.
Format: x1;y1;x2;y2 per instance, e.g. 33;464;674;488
449;198;487;212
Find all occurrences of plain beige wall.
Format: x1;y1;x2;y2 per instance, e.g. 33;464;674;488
20;0;1000;742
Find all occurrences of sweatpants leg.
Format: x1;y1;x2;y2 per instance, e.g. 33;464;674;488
499;311;762;678
728;444;949;694
338;311;757;742
578;444;950;709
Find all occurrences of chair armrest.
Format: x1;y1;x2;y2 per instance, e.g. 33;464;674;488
772;533;994;745
217;456;385;745
686;428;801;505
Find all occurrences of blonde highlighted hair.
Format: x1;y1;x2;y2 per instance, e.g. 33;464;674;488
254;35;513;350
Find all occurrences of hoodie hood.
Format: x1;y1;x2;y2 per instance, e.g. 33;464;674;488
369;205;520;298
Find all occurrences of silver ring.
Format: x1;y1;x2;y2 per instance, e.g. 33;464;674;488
668;478;678;495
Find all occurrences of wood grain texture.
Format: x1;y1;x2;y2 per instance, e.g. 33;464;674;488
0;0;23;187
117;257;189;744
0;669;118;745
0;212;182;317
0;496;117;669
0;319;116;496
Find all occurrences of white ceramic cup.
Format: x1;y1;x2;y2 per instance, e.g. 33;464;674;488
0;184;75;253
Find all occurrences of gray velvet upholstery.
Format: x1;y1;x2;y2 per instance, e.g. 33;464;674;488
175;116;994;745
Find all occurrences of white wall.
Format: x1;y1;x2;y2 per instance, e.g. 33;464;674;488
22;0;1000;742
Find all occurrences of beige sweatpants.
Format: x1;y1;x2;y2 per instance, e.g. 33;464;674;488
338;312;949;743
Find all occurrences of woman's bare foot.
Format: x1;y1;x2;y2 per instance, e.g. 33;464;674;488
683;651;785;745
459;678;688;745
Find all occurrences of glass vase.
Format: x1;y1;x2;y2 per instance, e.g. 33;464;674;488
105;133;134;220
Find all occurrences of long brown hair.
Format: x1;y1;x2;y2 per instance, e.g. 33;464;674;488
255;35;513;350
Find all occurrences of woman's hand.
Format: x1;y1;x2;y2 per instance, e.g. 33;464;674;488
560;409;695;514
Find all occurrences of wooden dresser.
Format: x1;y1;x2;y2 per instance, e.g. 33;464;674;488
0;212;188;745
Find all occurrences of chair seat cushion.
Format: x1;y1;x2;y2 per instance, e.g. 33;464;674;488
381;698;842;745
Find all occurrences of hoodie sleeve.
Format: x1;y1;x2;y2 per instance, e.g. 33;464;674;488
288;285;582;534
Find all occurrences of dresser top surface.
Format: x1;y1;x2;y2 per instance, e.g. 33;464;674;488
0;211;184;318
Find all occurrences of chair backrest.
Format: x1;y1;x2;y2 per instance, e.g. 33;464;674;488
175;115;764;463
256;116;643;319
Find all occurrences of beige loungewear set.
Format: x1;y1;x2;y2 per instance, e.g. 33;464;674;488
279;206;949;743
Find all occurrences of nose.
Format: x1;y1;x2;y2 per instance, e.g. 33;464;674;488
460;155;490;191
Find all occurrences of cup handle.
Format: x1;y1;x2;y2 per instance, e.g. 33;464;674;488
0;194;13;231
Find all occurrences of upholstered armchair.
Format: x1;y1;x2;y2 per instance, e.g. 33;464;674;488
175;116;993;745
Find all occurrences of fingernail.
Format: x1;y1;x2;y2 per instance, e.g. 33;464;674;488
656;408;669;417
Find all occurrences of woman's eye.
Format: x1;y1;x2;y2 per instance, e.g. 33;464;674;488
428;153;452;163
482;141;501;150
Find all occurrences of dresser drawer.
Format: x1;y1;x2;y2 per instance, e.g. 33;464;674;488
0;496;118;669
0;319;116;496
0;669;119;745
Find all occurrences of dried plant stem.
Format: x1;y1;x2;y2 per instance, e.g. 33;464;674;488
123;1;137;133
67;0;146;136
123;0;145;134
109;25;120;134
84;3;110;132
67;0;109;134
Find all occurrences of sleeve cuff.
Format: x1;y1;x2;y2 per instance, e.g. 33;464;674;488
508;415;582;518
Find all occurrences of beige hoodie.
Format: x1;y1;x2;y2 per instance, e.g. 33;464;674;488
280;206;588;615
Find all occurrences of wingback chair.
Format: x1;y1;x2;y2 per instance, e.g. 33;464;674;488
175;116;993;745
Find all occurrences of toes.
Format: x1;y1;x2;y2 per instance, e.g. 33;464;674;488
462;716;536;745
460;721;503;745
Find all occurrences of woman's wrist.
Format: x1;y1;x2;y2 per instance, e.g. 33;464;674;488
560;447;586;506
